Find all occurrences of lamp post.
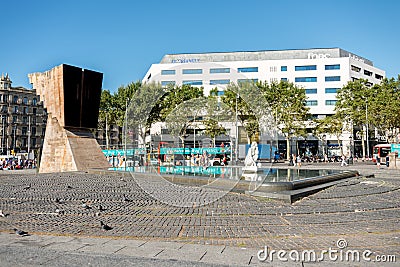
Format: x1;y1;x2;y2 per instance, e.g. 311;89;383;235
235;92;239;164
365;99;369;159
124;98;128;172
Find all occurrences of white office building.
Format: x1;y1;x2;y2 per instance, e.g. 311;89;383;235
143;48;385;158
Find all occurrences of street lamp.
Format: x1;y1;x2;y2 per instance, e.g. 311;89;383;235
235;92;239;164
365;99;369;159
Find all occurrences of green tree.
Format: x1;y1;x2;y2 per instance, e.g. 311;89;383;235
335;79;372;157
159;84;204;120
367;76;400;142
314;115;345;156
113;81;142;127
126;82;166;148
203;118;227;146
220;82;262;143
259;80;310;159
98;89;117;149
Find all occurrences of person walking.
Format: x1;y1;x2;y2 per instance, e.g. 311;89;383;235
341;155;348;167
376;155;381;169
296;154;302;167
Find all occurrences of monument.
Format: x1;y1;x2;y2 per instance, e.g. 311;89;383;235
28;64;109;173
242;141;263;181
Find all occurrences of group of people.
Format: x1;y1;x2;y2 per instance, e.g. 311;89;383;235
0;158;37;170
289;153;350;167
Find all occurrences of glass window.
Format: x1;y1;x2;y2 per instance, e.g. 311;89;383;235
351;65;361;72
182;80;203;85
13;95;18;104
32;138;36;147
161;81;176;86
281;66;287;71
32;98;37;105
375;74;383;80
32;127;36;135
306;100;318;106
22;127;27;135
237;67;258;73
33;108;37;115
364;70;372;76
217;91;225;96
325;64;340;70
325;76;341;82
210;68;230;74
210;79;230;85
325;100;337;106
305;88;317;94
13;106;18;113
12;116;17;123
270;66;277;72
182;69;202;74
3;95;8;103
23;97;28;104
325;88;339;93
23;107;28;114
237;78;258;84
295;65;317;71
295;77;317;82
23;117;28;123
281;78;288;81
161;70;175;75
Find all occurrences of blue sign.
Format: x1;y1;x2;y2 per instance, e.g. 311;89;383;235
391;144;400;157
102;148;146;157
159;147;230;155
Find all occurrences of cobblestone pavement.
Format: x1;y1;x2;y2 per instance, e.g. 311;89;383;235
0;162;399;262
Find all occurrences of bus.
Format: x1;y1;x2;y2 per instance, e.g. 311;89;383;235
372;144;391;163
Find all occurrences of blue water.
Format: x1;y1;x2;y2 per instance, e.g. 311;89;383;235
108;166;342;182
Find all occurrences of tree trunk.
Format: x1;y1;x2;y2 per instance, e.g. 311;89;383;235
286;137;290;160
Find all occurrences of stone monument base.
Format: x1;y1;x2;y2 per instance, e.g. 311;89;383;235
39;116;109;173
241;166;263;181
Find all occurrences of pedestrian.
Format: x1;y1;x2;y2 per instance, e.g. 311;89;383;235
341;155;348;167
296;155;302;167
376;155;381;169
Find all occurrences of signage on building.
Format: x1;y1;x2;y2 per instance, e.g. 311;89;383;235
348;53;365;63
307;53;331;59
171;58;200;63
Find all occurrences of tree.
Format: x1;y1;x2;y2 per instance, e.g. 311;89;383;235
165;97;208;147
159;84;204;121
203;118;227;146
98;89;117;149
220;82;264;143
113;81;142;127
367;76;400;142
259;80;310;159
126;82;166;148
314;115;345;156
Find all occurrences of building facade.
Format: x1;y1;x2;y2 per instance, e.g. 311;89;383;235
94;123;121;149
0;73;46;157
142;48;386;158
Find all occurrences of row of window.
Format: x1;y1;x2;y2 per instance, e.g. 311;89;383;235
1;106;39;115
351;65;383;80
161;79;260;86
161;64;341;75
305;88;339;94
161;76;341;86
295;76;341;82
306;100;337;106
0;95;38;105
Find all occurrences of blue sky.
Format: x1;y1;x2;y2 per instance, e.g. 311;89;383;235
1;0;399;92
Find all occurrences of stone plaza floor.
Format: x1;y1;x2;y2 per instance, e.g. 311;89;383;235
0;162;399;266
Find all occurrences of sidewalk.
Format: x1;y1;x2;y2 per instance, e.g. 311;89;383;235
0;162;399;266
